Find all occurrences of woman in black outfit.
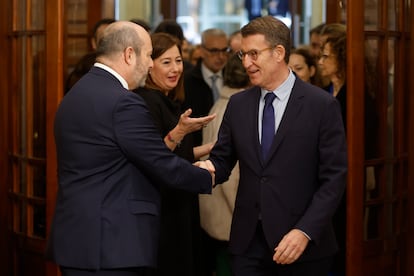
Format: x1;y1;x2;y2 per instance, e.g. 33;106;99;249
319;33;347;276
133;32;215;276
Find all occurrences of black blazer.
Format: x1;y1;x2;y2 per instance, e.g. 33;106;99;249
46;67;212;270
183;60;215;146
209;78;347;262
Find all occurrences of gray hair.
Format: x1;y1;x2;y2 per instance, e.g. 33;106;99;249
96;22;143;58
201;28;227;45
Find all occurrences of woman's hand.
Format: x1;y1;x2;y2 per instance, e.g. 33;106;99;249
164;109;216;151
176;108;216;135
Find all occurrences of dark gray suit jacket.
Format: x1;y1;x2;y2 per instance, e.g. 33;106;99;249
46;67;212;269
209;78;347;261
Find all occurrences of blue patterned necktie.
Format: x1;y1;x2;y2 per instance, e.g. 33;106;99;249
261;92;276;159
210;75;220;102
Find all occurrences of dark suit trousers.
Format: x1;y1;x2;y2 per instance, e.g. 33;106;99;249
60;267;147;276
230;222;333;276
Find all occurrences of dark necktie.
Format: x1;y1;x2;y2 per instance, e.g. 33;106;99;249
210;75;220;102
261;92;276;159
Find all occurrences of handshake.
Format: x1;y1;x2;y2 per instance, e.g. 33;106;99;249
194;160;216;186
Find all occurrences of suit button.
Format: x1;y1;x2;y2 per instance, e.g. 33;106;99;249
260;177;267;183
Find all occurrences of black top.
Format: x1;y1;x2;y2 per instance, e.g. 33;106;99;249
183;60;216;146
135;87;194;162
324;83;347;274
133;87;202;276
324;83;347;131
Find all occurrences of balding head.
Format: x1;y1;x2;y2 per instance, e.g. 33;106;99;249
96;21;146;59
95;21;153;90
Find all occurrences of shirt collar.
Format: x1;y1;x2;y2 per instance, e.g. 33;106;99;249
201;62;222;80
261;69;296;101
94;62;129;90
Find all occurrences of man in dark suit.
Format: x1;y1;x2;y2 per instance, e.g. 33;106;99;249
46;21;214;276
183;28;229;147
198;16;347;276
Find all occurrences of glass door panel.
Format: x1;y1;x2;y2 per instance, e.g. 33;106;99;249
359;0;410;273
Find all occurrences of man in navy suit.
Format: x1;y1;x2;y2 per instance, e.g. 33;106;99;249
46;21;214;276
198;16;347;275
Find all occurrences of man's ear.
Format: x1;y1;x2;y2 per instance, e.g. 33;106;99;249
124;47;135;65
91;37;97;51
274;45;286;62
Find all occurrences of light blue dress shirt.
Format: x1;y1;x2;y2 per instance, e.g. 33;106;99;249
258;70;296;143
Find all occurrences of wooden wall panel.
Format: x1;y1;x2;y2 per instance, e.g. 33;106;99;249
326;0;342;23
160;0;176;19
346;0;365;274
0;0;11;273
407;2;414;275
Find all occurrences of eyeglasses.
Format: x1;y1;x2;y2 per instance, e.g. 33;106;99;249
202;46;231;55
237;47;274;61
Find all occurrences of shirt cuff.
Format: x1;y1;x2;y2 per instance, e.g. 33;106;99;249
297;229;312;240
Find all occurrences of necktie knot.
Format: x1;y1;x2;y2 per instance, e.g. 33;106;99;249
210;75;220;101
264;92;276;105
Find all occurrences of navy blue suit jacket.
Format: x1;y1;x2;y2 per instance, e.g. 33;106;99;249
46;67;212;269
209;78;347;261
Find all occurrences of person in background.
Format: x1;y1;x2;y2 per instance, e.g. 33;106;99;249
229;30;242;53
183;28;230;147
199;53;251;276
133;32;216;276
130;18;152;32
197;16;347;276
153;19;184;39
288;46;318;85
181;38;192;62
318;33;347;276
308;23;336;88
47;21;214;276
319;23;346;46
189;44;202;66
308;23;325;59
318;23;347;92
90;18;116;51
319;33;347;118
65;18;116;93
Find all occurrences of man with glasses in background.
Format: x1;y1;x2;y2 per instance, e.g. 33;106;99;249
183;28;230;147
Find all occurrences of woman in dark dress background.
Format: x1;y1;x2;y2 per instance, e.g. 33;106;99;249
319;33;347;276
133;32;215;276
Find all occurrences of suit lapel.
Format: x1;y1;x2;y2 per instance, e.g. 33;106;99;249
243;86;263;165
265;80;305;162
252;89;263;164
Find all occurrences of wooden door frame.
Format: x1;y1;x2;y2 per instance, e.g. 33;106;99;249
45;0;64;275
346;0;414;275
346;0;365;274
407;2;414;275
326;0;343;23
0;0;11;274
160;0;177;19
1;0;64;275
